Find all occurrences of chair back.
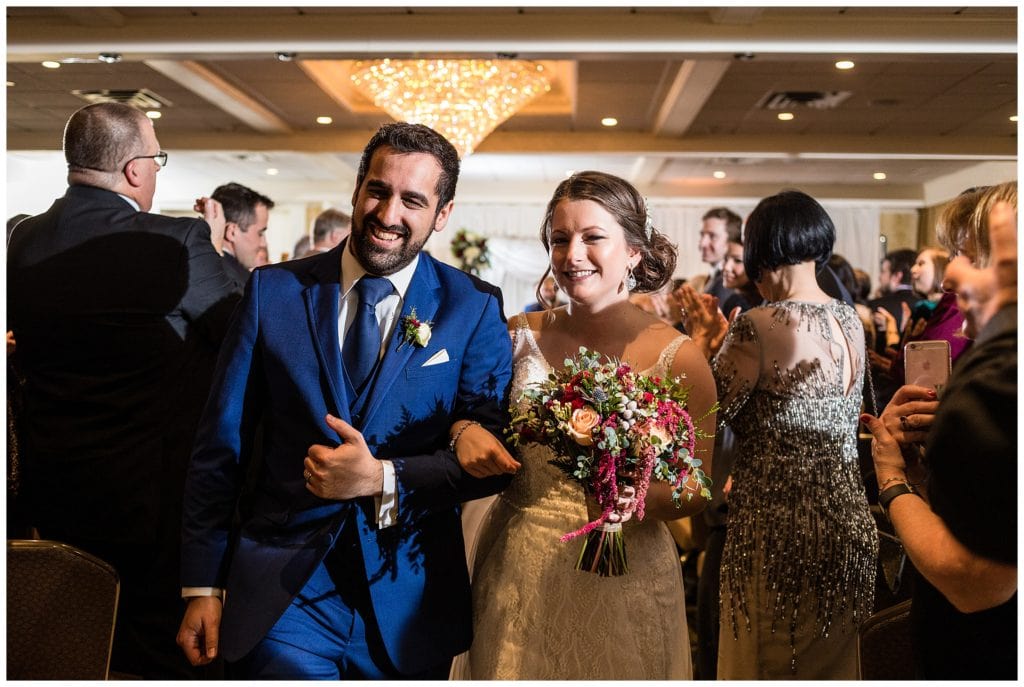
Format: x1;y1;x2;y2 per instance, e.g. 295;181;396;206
7;539;120;680
858;598;914;680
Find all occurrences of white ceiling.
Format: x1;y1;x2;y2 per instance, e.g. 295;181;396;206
5;4;1018;211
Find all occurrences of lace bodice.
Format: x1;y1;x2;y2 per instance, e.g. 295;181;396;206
463;314;693;680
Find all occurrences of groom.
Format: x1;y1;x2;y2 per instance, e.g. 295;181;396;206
177;123;514;678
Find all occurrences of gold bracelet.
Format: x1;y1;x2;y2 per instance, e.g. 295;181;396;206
448;420;481;453
878;475;909;492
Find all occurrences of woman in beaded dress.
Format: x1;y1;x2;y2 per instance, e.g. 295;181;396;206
684;190;877;679
448;171;717;679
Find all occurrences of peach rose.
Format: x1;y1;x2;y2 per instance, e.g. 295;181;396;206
567;406;601;446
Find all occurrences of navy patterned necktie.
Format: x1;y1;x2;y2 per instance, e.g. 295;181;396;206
343;276;393;393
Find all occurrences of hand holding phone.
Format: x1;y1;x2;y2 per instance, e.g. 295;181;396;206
904;340;951;395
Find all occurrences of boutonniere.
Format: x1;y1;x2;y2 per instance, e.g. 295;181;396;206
399;308;433;348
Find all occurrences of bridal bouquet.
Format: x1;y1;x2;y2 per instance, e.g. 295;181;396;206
508;347;714;576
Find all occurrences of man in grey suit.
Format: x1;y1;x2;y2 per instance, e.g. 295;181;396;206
7;102;240;678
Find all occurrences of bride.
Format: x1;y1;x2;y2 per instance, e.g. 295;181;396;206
450;171;717;679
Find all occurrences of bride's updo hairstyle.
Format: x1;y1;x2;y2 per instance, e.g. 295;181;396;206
537;171;677;303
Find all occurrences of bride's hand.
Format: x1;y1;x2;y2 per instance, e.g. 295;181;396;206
606;485;637;523
451;421;521;478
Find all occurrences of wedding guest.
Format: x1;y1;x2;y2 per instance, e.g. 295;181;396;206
885;246;969;385
205;182;274;288
680;190;876;679
454;171;717;679
861;183;1016;679
719;238;761;316
7;101;239;678
177;122;514;679
300;208;351;257
698;207;741;308
868;247;920;337
524;274;562;312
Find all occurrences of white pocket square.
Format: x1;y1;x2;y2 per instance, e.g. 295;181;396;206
422;349;449;367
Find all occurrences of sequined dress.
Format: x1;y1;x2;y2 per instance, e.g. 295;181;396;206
713;300;877;679
464;315;693;679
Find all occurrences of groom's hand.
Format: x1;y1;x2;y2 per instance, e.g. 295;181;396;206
305;414;384;499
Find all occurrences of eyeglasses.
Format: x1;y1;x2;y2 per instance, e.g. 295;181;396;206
127;151;168;168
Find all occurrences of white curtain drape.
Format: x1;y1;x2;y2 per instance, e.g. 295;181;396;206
426;199;882;317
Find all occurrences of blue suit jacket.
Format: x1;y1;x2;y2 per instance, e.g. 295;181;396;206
181;244;512;672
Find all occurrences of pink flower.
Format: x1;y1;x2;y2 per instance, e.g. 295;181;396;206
567;406;601;446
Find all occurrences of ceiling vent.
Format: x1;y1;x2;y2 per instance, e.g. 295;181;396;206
757;90;851;110
71;88;174;110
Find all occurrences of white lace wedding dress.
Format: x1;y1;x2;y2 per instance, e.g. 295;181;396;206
461;315;693;680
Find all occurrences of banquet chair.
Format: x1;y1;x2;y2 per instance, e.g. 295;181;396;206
7;539;120;680
858;598;914;680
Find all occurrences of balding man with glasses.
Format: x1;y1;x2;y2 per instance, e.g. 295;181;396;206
7;102;241;678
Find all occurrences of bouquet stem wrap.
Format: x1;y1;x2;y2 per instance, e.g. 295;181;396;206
574;521;627;576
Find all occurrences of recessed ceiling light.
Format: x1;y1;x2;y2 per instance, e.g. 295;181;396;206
41;61;61;69
835;60;855;70
777;112;795;121
316;116;333;125
601;117;618;127
1011;115;1019;122
6;81;14;87
145;110;161;120
266;168;279;176
713;170;727;179
873;172;887;180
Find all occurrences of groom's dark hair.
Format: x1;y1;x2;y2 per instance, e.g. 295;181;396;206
354;122;461;212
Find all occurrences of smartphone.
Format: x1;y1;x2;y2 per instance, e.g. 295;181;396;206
904;340;951;395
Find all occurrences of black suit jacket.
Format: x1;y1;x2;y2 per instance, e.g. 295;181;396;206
221;250;251;290
6;185;241;567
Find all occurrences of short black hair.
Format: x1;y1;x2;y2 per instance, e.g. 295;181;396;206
212;182;275;230
354;122;460;211
884;248;918;285
743;190;835;283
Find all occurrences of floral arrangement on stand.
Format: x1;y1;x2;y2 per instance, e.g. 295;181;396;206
508;347;715;576
450;228;490;276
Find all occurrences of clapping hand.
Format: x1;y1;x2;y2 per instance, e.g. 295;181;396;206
677;284;730;358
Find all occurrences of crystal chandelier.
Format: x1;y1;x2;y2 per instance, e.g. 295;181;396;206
350;59;551;158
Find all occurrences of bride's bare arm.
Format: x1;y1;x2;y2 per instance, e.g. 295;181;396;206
644;339;718;521
450;420;521;479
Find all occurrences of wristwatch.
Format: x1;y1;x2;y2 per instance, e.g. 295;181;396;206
878;481;919;522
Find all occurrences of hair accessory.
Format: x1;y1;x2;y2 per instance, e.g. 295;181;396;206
642;197;654;240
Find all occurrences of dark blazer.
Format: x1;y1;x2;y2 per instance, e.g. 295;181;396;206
6;184;240;675
7;184;239;554
181;244;513;673
221;250;251;290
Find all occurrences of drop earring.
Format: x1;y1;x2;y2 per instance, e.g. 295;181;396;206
626;268;637;291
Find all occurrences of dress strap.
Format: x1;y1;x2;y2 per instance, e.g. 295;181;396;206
654;334;690;375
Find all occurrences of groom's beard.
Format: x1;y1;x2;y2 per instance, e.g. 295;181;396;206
350;217;433;276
